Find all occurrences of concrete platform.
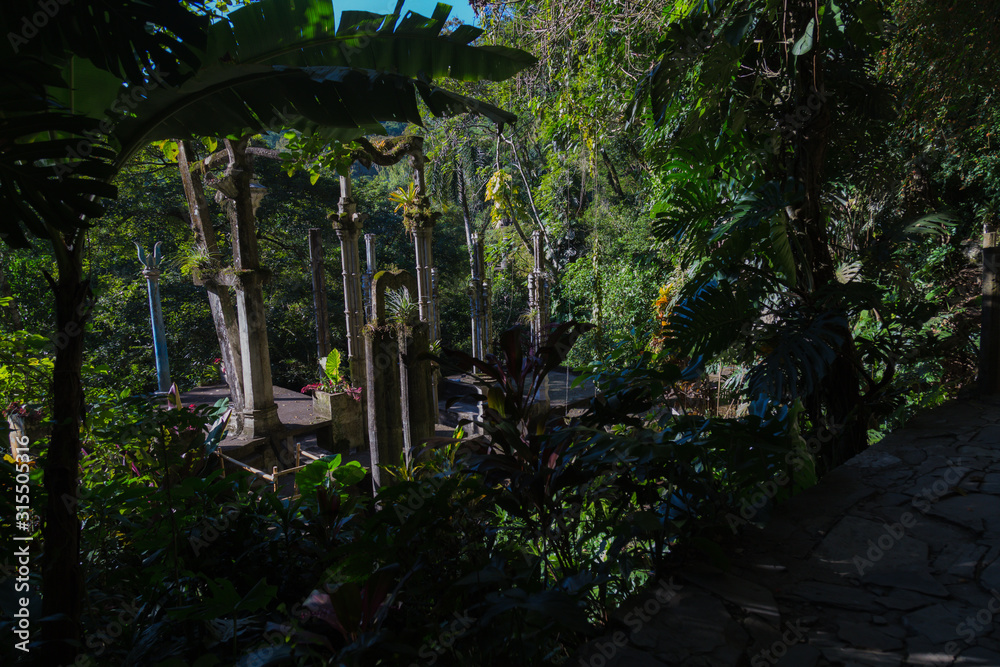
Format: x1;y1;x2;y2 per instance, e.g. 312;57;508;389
180;384;466;487
575;394;1000;666
180;384;340;474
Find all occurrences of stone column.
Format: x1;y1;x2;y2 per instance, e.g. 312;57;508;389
405;318;436;452
468;232;489;360
363;233;377;323
408;149;439;414
214;138;280;437
331;173;368;386
528;230;550;402
135;242;171;393
528;230;550;352
308;228;330;360
365;322;402;488
365;270;433;488
178;139;245;434
412;225;435;333
430;267;440;342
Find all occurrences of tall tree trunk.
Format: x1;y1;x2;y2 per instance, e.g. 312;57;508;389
40;238;88;665
177;140;246;433
309;228;330;360
457;160;476;266
600;149;624;198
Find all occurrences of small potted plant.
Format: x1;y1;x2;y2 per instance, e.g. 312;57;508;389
302;350;364;453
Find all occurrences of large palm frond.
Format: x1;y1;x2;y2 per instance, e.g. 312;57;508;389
0;1;535;249
747;310;849;400
108;65;515;170
0;0;208;81
662;279;755;359
203;0;536;82
0;2;211;248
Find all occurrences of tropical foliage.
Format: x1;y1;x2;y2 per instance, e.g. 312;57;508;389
1;0;996;664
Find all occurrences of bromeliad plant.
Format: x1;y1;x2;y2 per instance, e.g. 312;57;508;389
3;401;44;426
301;350;362;401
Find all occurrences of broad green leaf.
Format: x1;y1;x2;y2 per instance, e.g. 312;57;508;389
724;13;753;47
161;140;180;163
201;0;535;83
791;18;816;56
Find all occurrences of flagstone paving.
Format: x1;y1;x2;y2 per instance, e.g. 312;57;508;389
576;395;1000;666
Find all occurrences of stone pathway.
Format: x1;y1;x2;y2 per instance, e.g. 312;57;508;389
577;396;1000;666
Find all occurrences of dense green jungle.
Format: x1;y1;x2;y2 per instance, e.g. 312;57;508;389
0;0;998;664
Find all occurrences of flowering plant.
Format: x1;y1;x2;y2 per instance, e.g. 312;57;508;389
301;350;362;401
160;383;231;482
3;401;44;425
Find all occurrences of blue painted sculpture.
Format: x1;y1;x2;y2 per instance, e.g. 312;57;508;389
136;242;172;393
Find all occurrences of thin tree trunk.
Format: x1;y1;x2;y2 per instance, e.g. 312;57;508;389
457;161;475;265
40;237;88;665
600;149;624;198
177;140;245;433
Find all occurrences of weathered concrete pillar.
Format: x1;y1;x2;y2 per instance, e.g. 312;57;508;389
365;321;402;488
528;230;550;352
136;242;171;393
365;270;435;487
408;149;440;415
331;173;368;387
430;267;440;342
412;226;435;333
406;318;436;449
178;139;245;434
214;138;280;437
528;230;550;402
308;228;330;360
363;233;377;323
468;232;489;360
